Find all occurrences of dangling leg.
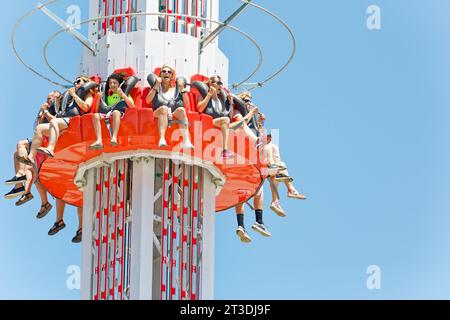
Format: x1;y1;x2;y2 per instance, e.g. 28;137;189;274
213;117;232;158
173;107;193;149
18;124;50;165
235;203;252;243
90;113;104;149
37;119;69;157
110;110;121;146
35;180;53;219
155;106;169;147
72;207;83;243
251;187;271;237
48;198;66;236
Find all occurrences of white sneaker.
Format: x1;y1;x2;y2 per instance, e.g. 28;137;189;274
236;226;252;243
270;201;286;217
158;138;168;148
251;222;272;237
181;141;195;149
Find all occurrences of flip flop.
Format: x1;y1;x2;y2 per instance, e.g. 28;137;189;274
110;139;118;147
37;147;54;158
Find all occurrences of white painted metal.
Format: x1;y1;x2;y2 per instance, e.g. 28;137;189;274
201;170;216;299
129;156;156;300
79;0;225;300
81;169;96;300
81;0;228;86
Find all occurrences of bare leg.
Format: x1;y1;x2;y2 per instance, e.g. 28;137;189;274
254;187;264;210
77;207;82;230
173;107;193;146
155;106;169;145
28;124;50;162
269;177;280;203
35;181;49;206
110;110;121;144
46;119;69;153
55;198;66;222
213;117;230;151
91;113;103;145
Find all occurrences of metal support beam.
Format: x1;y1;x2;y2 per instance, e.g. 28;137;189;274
199;0;252;53
37;2;97;55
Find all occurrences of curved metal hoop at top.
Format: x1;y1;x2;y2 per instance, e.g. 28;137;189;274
12;0;296;91
42;11;264;89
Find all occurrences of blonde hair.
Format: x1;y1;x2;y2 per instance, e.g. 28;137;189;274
238;91;252;100
158;65;176;87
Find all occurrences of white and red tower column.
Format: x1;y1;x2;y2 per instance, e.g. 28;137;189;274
78;0;228;300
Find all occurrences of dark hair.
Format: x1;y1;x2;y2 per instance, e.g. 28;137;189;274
107;73;124;84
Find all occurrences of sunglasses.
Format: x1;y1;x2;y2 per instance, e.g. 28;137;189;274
211;80;223;86
73;79;82;86
161;69;173;74
243;99;251;103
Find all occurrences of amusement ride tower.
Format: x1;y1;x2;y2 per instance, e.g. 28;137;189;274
11;0;296;300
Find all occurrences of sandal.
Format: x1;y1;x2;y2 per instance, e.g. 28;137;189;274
288;189;306;200
17;155;35;167
37;202;53;219
15;193;34;206
89;142;104;150
48;219;66;236
71;228;82;243
37;147;54;158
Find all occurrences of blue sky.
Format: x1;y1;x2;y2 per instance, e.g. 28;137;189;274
2;0;450;299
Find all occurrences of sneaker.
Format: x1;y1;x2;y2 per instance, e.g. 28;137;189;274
158;138;168;148
5;175;27;186
275;173;293;182
4;186;26;199
222;149;234;159
236;226;252;243
251;222;272;237
288;189;306;200
181;141;195;150
15;193;34;206
270;201;286;217
71;229;82;243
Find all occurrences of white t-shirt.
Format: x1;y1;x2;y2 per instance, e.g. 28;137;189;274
162;88;176;101
211;97;223;114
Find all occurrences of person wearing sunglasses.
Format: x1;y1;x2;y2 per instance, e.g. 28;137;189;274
17;76;96;165
4;91;62;217
89;73;135;149
36;76;99;157
145;65;193;149
229;91;261;142
196;75;234;158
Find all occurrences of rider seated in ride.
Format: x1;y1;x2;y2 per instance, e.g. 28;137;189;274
229;91;261;143
17;76;98;164
4;91;61;216
195;75;234;158
89;73;137;149
145;65;193;149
